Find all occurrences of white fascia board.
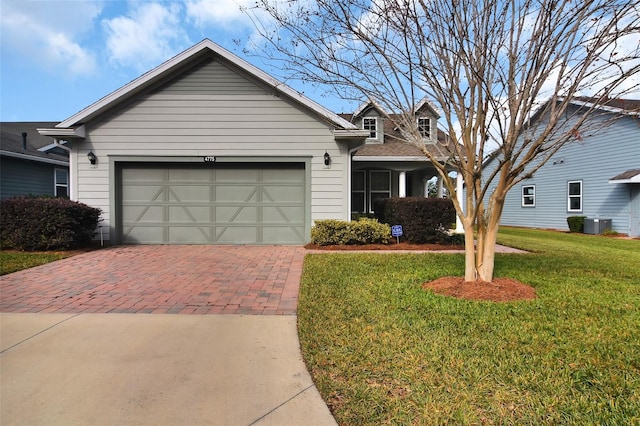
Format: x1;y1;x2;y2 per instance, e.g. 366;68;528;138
557;97;640;117
0;150;69;166
334;129;370;140
56;39;358;131
37;125;85;138
609;176;640;184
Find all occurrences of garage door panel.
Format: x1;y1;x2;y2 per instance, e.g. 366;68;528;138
168;169;210;181
168;206;211;221
123;226;165;244
262;168;301;182
120;163;305;244
169;226;211;243
216;226;258;243
263;186;304;202
216;206;258;222
168;185;210;201
123;205;164;222
215;169;260;182
262;206;304;223
263;226;304;243
122;168;165;181
122;185;163;201
216;186;257;202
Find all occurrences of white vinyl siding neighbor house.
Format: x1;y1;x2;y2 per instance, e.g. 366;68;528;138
483;98;640;237
39;39;367;245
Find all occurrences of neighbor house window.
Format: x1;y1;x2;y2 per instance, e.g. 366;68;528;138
522;185;535;207
351;171;366;213
369;170;391;212
363;118;377;139
55;168;69;198
418;117;431;139
567;180;582;212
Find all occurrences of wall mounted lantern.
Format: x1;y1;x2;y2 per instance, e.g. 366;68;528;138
88;151;97;165
323;151;331;167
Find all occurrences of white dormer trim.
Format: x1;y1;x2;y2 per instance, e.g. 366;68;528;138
353;99;388;118
414;97;441;118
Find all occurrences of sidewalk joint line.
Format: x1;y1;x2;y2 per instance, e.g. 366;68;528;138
247;383;315;425
0;313;82;354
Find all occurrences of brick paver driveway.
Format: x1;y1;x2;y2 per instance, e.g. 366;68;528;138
0;246;306;315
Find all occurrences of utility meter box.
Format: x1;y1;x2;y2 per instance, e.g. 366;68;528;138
584;218;612;234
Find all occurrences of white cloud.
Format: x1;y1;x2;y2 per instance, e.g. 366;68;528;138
0;0;100;76
185;0;255;29
103;2;191;71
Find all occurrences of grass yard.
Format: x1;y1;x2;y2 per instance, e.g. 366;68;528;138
0;251;72;275
298;228;640;425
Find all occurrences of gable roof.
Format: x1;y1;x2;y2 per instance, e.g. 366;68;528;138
353;100;387;118
1;122;69;166
52;39;359;134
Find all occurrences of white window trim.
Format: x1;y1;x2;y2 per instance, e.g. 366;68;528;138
54;168;69;198
363;117;377;140
522;184;535;207
567;180;583;212
417;117;431;140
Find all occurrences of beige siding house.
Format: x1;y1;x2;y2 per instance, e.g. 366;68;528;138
39;39;367;245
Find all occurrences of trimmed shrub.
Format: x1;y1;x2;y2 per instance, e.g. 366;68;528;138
311;218;391;246
567;216;586;233
374;197;456;243
347;218;392;244
1;196;102;251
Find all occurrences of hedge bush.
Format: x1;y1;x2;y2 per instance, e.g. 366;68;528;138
373;197;456;243
0;196;102;251
567;216;586;233
311;218;391;245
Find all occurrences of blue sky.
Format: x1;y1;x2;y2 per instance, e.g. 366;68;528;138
0;0;357;122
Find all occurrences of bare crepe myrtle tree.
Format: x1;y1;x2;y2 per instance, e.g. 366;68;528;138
247;0;640;282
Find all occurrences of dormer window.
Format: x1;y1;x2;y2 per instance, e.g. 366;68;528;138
417;117;431;139
363;118;377;139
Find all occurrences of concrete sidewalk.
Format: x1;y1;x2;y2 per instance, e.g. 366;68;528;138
0;313;337;426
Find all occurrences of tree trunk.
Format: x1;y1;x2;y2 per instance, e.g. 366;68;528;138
463;220;477;282
477;222;499;282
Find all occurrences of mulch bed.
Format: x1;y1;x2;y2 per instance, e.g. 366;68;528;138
423;276;537;302
304;242;464;251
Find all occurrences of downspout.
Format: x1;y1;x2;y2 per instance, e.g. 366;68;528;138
53;139;75;201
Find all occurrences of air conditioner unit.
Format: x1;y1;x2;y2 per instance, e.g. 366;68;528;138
584;218;612;234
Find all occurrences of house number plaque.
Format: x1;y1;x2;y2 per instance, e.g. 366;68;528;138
203;156;216;163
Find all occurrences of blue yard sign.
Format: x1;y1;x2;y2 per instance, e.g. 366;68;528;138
391;225;403;243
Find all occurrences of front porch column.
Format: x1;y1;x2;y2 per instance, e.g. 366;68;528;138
399;171;407;198
437;177;444;198
455;172;464;233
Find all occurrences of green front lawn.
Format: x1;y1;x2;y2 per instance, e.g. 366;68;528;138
299;228;640;425
0;251;71;275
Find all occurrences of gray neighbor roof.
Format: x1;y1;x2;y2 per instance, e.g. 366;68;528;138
1;122;69;164
610;169;640;182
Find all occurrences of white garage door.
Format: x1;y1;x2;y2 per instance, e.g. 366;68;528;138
120;163;306;244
